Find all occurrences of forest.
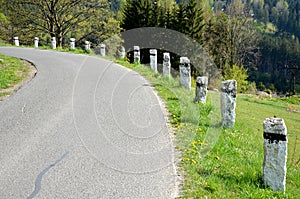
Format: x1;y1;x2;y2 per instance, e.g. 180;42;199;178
0;0;299;94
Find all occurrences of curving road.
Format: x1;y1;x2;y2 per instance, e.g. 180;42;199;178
0;47;177;198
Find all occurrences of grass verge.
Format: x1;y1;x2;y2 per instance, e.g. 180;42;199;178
0;54;32;99
115;59;300;198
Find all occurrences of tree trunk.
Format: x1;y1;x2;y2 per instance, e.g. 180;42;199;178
56;26;63;47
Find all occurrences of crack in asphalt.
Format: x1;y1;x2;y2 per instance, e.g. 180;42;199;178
27;151;69;199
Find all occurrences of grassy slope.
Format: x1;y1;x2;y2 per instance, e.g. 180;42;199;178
115;60;300;199
0;54;31;98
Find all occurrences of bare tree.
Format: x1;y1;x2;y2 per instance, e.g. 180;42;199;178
204;0;259;75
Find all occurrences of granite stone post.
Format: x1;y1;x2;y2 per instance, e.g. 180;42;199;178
179;57;191;90
34;37;39;48
150;49;157;72
134;46;140;63
85;41;90;51
119;46;125;59
51;37;56;49
263;117;288;192
100;44;106;56
195;76;208;103
14;37;19;46
221;80;237;128
70;38;75;50
163;52;171;78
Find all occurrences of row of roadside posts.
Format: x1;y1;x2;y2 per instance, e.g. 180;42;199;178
131;46;289;193
13;37;91;51
12;39;288;193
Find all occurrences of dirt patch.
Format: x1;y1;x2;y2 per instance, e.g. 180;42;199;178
0;59;37;101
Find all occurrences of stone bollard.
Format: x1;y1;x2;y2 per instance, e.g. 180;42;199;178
100;44;106;56
85;41;90;51
51;37;56;49
134;46;140;63
150;49;157;72
221;80;237;128
163;52;171;78
70;38;75;50
34;37;39;48
263;117;288;192
179;57;191;90
14;37;19;46
119;46;125;59
195;76;208;103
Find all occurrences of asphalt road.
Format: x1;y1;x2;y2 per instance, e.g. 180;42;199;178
0;47;177;198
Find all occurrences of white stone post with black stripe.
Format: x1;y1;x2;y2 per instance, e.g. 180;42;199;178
14;37;19;46
195;76;208;103
119;46;125;59
150;49;157;72
70;38;75;50
134;46;140;63
100;44;106;56
51;37;56;49
34;37;39;48
179;57;191;90
263;117;288;192
163;52;171;78
221;80;237;128
85;41;90;51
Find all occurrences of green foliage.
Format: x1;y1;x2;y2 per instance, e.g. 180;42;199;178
223;64;249;93
120;0;155;30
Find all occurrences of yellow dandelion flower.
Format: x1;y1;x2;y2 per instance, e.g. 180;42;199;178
191;159;197;165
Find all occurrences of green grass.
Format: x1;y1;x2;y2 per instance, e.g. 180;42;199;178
0;54;30;97
114;61;300;198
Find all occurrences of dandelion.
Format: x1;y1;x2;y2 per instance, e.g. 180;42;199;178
183;157;190;161
198;140;204;145
191;159;197;165
191;141;197;147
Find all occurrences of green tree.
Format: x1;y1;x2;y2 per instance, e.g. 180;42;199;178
7;0;114;47
224;64;249;93
121;0;153;30
184;0;205;42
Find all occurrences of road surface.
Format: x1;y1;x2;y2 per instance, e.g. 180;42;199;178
0;47;177;198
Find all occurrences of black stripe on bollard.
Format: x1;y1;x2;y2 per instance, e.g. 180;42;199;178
264;132;287;144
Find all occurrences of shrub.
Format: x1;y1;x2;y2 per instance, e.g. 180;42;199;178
223;64;249;93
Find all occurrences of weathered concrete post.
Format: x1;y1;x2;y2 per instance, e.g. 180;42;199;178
100;44;106;56
163;52;171;78
179;57;191;90
263;117;288;192
34;37;39;48
221;80;237;128
70;38;75;50
150;49;157;72
119;46;125;59
134;46;140;63
14;37;19;46
51;37;56;49
85;41;90;51
195;76;208;103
